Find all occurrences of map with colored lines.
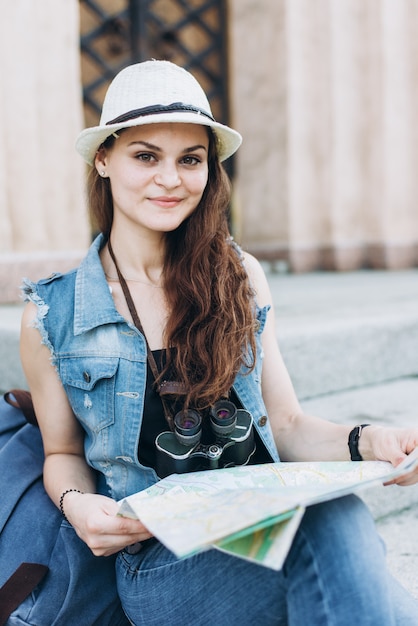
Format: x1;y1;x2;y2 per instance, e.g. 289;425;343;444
118;449;418;570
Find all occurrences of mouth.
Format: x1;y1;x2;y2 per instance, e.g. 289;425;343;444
149;196;183;208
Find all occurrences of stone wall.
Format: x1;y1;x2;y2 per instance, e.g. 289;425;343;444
0;0;90;302
229;0;418;270
1;0;418;303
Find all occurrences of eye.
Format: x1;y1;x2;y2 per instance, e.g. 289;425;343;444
135;152;156;163
180;155;202;166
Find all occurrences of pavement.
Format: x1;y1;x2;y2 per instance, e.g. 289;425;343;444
1;267;418;598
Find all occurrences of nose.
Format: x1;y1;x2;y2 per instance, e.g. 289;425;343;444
154;161;181;189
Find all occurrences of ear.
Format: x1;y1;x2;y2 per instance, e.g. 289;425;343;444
94;146;108;175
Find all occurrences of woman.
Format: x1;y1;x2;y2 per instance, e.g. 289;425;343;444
20;60;418;625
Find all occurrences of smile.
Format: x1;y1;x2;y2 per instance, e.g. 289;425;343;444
149;196;183;208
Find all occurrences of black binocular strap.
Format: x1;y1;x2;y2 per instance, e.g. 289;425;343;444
107;237;180;431
0;562;48;625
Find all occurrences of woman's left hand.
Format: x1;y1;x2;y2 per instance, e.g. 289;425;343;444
361;425;418;486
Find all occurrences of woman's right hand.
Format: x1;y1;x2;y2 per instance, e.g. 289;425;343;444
62;490;153;557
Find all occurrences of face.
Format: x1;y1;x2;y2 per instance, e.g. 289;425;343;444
95;123;209;237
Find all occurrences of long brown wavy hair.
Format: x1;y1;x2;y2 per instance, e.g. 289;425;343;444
87;129;257;410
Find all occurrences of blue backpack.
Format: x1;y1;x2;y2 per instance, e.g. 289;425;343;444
0;391;129;626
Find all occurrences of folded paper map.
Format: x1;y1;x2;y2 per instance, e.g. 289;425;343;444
118;448;418;571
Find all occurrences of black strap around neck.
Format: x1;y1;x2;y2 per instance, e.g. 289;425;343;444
107;238;180;429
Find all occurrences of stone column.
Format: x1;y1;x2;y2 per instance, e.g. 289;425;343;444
229;0;418;271
0;0;90;302
377;0;418;268
228;0;288;260
327;0;370;270
285;0;333;271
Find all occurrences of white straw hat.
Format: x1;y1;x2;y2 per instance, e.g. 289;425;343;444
76;60;242;165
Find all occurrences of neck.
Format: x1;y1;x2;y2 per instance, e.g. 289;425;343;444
102;228;165;285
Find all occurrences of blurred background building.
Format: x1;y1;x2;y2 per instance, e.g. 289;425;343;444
1;0;418;302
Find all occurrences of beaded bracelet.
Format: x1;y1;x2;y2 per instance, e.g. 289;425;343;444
59;489;84;522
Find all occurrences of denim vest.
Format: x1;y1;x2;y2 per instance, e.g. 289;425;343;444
23;235;279;502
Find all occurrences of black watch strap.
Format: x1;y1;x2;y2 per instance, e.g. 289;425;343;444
348;424;370;461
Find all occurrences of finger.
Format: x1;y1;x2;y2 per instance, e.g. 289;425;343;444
85;528;154;557
391;473;418;487
384;469;418;487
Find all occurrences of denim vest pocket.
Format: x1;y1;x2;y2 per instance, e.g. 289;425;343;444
59;357;119;432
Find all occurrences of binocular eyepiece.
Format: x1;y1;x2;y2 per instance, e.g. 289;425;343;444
173;400;237;446
173;409;202;446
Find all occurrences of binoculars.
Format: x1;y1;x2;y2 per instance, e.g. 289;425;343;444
155;400;255;478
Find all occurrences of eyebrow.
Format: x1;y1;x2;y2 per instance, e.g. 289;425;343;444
127;140;207;153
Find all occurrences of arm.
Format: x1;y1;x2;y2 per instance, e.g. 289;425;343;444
20;302;152;555
243;253;418;483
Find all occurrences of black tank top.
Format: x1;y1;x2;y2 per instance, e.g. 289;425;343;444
138;350;271;470
138;350;170;469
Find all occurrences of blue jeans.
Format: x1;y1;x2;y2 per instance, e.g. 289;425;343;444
116;495;418;626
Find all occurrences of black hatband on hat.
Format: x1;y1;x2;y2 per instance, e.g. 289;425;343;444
106;102;215;126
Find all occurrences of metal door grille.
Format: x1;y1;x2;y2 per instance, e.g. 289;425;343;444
80;0;229;129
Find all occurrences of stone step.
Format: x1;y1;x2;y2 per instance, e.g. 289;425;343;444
2;268;418;397
0;305;25;393
301;376;418;517
267;268;418;399
300;374;418;598
376;504;418;599
280;314;418;400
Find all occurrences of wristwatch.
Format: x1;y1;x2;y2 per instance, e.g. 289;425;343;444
348;424;370;461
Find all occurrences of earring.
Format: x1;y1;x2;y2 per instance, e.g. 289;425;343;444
100;171;106;177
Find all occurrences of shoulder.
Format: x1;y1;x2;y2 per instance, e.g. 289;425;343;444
22;269;77;310
240;251;273;309
22;235;103;306
21;269;78;348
